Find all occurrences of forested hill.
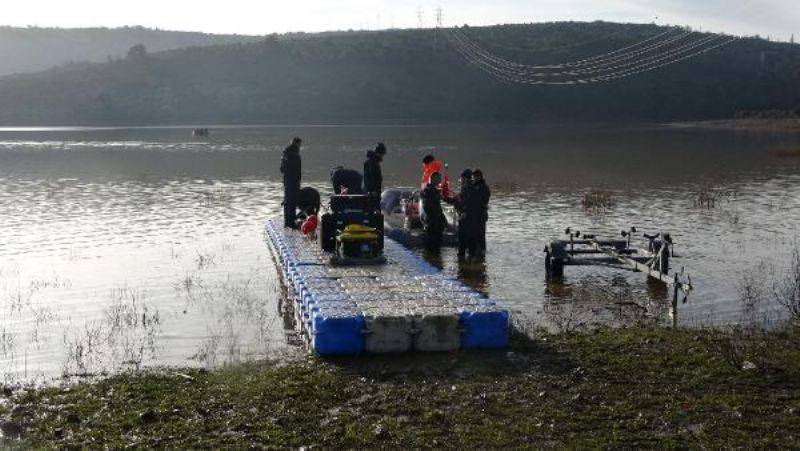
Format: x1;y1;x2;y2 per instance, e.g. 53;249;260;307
0;26;262;75
0;22;798;126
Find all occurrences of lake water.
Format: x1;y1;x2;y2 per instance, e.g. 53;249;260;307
2;124;800;383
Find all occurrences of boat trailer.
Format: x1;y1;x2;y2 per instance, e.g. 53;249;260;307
545;227;693;301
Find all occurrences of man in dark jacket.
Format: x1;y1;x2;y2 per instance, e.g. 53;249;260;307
469;169;491;256
280;137;302;228
363;143;386;196
330;166;364;195
445;169;476;260
421;172;446;251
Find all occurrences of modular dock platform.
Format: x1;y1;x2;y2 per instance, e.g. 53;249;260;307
265;220;509;355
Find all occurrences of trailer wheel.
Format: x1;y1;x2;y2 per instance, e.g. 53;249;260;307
659;244;670;275
545;241;567;278
546;254;564;278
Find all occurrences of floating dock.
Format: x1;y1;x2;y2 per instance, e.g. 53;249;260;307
265;219;509;355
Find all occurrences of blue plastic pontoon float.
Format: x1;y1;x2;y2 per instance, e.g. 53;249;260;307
265;219;509;355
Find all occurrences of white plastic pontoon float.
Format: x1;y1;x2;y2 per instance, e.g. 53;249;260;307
265;219;509;355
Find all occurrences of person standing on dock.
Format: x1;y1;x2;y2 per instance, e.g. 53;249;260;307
280;137;302;228
421;172;447;251
363;143;386;196
469;169;491;257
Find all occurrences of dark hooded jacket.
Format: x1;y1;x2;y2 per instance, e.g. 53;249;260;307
280;143;301;188
421;182;446;230
363;151;383;195
466;179;491;222
331;168;364;194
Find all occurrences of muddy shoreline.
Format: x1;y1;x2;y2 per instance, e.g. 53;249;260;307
2;326;799;447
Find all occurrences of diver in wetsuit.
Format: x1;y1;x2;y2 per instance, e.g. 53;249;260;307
280;137;302;228
330;167;364;195
421;172;446;251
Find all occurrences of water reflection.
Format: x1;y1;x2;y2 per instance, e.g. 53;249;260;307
457;261;489;294
539;274;671;332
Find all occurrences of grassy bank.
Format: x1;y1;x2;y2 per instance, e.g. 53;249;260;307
2;326;799;448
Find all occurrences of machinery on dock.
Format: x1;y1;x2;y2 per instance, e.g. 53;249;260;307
545;227;693;301
320;194;386;265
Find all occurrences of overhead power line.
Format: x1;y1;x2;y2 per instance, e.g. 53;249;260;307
451;27;694;71
453;28;723;78
444;27;740;85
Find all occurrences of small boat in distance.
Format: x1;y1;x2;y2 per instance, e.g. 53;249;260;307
192;128;209;137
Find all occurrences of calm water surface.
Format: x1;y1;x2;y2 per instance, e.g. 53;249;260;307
1;125;800;383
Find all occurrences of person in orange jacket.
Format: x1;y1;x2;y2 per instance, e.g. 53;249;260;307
421;155;443;187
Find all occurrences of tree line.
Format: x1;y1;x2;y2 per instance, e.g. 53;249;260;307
0;22;797;126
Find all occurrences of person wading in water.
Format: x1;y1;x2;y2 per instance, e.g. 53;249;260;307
468;169;491;258
445;169;477;261
421;171;447;251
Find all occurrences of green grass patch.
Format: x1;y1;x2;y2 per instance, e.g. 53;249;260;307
2;326;799;448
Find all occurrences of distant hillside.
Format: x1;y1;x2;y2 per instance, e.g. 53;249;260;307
0;26;262;75
0;22;798;126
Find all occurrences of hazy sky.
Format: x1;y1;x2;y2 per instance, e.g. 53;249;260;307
2;0;798;40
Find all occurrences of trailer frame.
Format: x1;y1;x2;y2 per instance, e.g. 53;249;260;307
545;227;693;302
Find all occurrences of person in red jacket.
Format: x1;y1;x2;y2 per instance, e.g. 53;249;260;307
421;155;443;187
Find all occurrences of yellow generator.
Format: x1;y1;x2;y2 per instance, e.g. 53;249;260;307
332;224;387;266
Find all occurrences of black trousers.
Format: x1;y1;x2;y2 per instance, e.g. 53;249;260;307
425;223;444;251
477;218;487;254
283;183;299;227
457;218;477;258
